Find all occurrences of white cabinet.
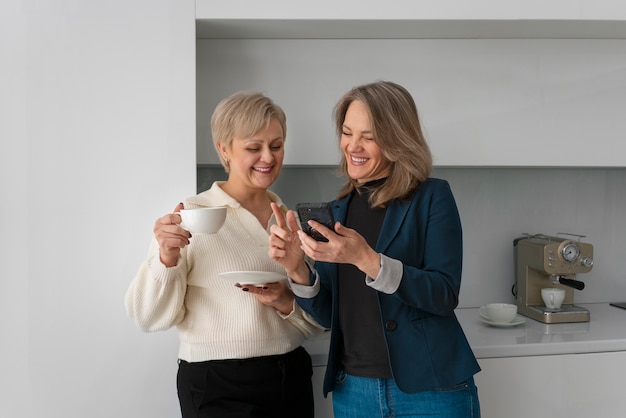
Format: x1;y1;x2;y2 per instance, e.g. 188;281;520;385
311;352;626;418
312;366;334;418
196;1;626;167
198;1;626;23
476;352;626;418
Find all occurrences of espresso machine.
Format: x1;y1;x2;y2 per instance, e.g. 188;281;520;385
514;233;593;323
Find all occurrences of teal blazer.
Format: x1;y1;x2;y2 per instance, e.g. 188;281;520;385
296;178;480;395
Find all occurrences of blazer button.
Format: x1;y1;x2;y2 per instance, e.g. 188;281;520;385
385;320;397;331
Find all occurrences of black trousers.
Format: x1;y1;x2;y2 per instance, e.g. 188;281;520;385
177;346;314;418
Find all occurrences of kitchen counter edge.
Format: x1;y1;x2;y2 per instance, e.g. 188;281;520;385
303;303;626;366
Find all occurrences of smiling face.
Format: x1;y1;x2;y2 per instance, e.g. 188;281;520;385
219;117;285;192
340;100;392;184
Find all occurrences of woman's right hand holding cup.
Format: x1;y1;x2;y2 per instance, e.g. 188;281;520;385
154;202;191;267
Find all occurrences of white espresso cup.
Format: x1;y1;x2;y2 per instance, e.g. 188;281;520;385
541;288;566;310
178;207;227;234
480;303;518;324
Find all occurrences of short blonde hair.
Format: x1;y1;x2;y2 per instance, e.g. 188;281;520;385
210;92;287;172
334;81;432;207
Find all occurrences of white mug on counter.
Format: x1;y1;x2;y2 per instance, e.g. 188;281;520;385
541;288;566;310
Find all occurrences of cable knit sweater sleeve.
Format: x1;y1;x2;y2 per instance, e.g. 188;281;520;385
125;238;188;332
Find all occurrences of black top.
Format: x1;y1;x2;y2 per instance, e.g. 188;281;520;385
338;178;392;378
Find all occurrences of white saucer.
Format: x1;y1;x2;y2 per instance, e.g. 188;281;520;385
218;271;287;286
480;315;526;328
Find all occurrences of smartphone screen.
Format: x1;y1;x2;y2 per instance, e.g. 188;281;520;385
295;202;334;242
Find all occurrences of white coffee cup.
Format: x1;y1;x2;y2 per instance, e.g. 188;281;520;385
480;303;518;324
178;207;227;234
541;288;566;309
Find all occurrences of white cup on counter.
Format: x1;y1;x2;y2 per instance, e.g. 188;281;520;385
542;288;566;310
480;303;518;324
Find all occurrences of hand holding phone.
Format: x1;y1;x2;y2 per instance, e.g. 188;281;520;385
295;202;335;242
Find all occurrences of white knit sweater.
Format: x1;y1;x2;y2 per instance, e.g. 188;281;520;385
125;182;324;362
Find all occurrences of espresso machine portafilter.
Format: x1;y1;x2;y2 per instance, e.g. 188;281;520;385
514;233;593;323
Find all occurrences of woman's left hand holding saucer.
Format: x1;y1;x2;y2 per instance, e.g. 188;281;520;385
240;280;294;315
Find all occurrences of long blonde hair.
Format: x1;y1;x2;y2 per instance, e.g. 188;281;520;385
334;81;432;207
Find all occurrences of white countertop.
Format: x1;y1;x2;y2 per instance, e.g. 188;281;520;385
303;303;626;366
458;302;626;358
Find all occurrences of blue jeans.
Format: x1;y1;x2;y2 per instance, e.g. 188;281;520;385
332;370;480;418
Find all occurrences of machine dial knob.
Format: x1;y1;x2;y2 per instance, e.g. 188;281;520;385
580;256;594;268
560;241;580;262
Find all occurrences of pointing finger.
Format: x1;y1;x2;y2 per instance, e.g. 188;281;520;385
271;202;288;229
286;210;301;232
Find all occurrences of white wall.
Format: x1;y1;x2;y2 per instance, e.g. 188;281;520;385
1;1;195;417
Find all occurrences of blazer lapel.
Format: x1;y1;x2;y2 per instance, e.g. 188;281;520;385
330;196;350;226
333;193;412;253
376;199;412;252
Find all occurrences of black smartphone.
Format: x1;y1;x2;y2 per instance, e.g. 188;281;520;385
295;202;335;242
